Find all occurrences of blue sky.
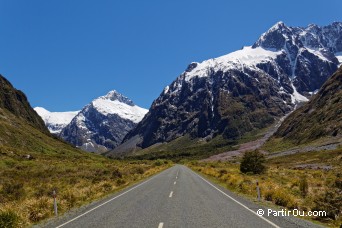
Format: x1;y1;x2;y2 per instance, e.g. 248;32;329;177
1;0;341;111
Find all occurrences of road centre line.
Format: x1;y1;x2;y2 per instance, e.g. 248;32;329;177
169;191;173;198
158;222;164;228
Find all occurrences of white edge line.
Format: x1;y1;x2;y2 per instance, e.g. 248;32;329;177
55;171;164;228
158;222;164;228
191;169;280;228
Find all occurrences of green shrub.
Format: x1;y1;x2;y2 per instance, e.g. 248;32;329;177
154;160;162;166
240;150;266;174
0;211;20;228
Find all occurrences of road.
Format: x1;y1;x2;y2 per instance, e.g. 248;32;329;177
42;165;323;228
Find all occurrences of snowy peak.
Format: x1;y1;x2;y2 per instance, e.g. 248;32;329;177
253;21;292;50
91;91;148;123
34;107;79;134
100;90;135;106
253;21;342;54
118;22;341;152
60;90;148;153
178;22;341;99
182;46;282;81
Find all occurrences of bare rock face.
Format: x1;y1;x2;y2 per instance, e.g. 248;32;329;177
117;22;342;153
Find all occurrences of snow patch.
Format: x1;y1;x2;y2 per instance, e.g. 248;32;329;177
163;85;169;94
92;97;148;123
184;46;282;81
34;107;79;134
335;52;342;65
306;48;333;63
290;84;309;104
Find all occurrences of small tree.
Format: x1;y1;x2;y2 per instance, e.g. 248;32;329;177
240;150;266;174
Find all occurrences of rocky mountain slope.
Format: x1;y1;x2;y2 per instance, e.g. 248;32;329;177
116;22;341;155
60;90;148;153
0;74;48;133
34;107;79;134
273;65;342;143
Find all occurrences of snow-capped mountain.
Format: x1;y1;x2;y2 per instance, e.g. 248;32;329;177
60;90;148;153
34;107;79;134
116;22;341;153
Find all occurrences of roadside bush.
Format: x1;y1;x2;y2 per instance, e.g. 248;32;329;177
240;150;266;174
263;189;297;208
154;160;162;166
111;168;123;179
27;198;50;222
135;167;145;174
219;169;228;177
102;183;112;192
62;191;77;210
313;189;342;220
0;210;20;228
335;178;342;190
273;190;295;208
116;179;126;186
1;182;26;201
264;189;274;201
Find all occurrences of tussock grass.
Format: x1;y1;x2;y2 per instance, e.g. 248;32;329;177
187;147;342;227
0;108;172;227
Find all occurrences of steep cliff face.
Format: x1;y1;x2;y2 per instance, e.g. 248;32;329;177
0;74;48;133
118;22;341;152
274;66;342;143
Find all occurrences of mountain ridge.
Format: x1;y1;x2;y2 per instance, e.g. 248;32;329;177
0;74;48;133
112;21;341;157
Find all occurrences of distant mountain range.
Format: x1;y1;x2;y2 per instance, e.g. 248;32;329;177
112;21;342;155
34;107;79;134
45;91;147;153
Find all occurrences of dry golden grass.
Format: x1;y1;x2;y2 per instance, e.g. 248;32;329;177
0;159;171;227
187;152;342;228
0;108;173;227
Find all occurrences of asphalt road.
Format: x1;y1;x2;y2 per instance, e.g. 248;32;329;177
42;165;323;228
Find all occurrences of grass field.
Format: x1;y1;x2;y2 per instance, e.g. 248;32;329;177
0;108;172;227
187;146;342;227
